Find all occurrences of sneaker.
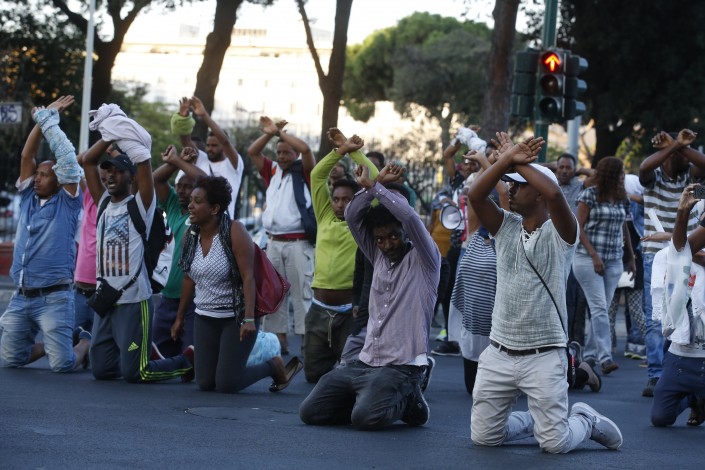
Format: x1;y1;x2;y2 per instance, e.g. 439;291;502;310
150;342;165;361
578;362;602;393
402;384;430;426
601;360;619;375
571;402;623;450
77;327;91;369
568;341;584;364
435;329;447;342
624;342;646;360
642;377;659;397
421;356;435;392
431;341;461;357
77;326;92;342
632;344;646;360
181;345;195;383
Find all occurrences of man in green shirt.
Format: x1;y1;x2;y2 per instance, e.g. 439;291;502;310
152;145;206;357
303;130;378;382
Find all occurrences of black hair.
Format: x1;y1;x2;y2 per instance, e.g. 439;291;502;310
331;178;360;194
384;182;411;203
362;204;401;232
190;135;206;152
367;151;385;167
193;175;232;216
557;153;577;166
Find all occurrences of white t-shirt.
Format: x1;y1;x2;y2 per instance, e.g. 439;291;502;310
261;160;311;235
96;192;155;303
195;150;244;218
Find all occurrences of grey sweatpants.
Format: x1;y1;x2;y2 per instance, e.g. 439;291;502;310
90;298;191;383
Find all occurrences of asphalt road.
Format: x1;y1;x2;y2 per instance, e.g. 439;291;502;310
0;295;703;469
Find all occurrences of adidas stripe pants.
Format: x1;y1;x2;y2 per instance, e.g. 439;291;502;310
90;298;191;382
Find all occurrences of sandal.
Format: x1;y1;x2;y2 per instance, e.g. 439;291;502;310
269;356;303;393
687;397;705;426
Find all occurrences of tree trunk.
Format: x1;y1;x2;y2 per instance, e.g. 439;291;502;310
49;0;148;109
92;40;122;109
593;124;624;167
298;0;353;158
192;0;244;140
480;0;520;141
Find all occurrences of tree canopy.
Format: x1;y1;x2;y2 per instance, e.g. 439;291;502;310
533;0;705;163
343;12;492;146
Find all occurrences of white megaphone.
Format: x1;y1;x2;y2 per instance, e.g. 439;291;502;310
440;204;463;230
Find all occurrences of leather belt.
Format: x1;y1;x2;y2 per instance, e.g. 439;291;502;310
76;286;96;297
18;284;72;298
269;235;307;242
490;340;561;357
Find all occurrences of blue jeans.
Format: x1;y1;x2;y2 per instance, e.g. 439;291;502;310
299;360;424;429
0;289;76;372
74;289;95;331
572;253;622;364
643;253;664;378
651;352;705;426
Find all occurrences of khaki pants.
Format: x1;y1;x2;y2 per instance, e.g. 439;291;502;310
261;239;314;335
471;344;591;453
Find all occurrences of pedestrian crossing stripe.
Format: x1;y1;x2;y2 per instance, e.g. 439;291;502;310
128;342;139;352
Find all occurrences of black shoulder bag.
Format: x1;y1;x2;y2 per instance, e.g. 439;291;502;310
520;240;576;387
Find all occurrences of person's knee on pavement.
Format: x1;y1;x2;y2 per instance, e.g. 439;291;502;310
651;410;676;427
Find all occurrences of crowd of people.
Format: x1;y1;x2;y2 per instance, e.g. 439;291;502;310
3;93;705;453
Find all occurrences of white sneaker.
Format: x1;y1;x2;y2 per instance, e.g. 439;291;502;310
571;402;623;450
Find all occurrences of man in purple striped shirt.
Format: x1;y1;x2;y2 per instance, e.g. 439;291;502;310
299;162;441;430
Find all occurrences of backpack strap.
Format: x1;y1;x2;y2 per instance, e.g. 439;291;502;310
126;197;147;241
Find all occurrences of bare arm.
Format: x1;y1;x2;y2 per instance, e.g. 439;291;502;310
172;274;196;341
640;131;680;186
443;139;462;179
279;127;315;174
191;96;240;169
20;125;41;182
230;221;257;341
247;116;284;172
174;97;197;150
81;140;111;204
516;162;577;244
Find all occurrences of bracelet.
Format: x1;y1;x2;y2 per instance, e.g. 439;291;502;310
241;318;255;324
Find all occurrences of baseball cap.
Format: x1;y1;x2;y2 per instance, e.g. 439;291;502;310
100;154;136;175
501;163;558;185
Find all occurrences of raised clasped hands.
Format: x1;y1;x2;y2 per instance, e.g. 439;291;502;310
677;129;697;147
336;133;363;156
465;149;490;170
189;96;207;118
355;165;375;189
491;131;514;155
327;127;347;148
47;95;75;113
178;97;190;117
376;162;405;185
260;116;279;136
161;144;178;164
651;131;674;149
181;146;198;163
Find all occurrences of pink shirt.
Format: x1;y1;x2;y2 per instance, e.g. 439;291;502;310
74;190;98;284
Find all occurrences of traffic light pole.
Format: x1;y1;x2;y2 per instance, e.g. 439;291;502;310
535;0;558;162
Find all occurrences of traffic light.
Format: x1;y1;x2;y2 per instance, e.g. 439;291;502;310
537;49;566;123
564;53;589;120
510;49;539;118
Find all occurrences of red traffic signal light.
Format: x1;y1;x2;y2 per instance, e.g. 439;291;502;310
537;50;566;122
541;52;563;73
